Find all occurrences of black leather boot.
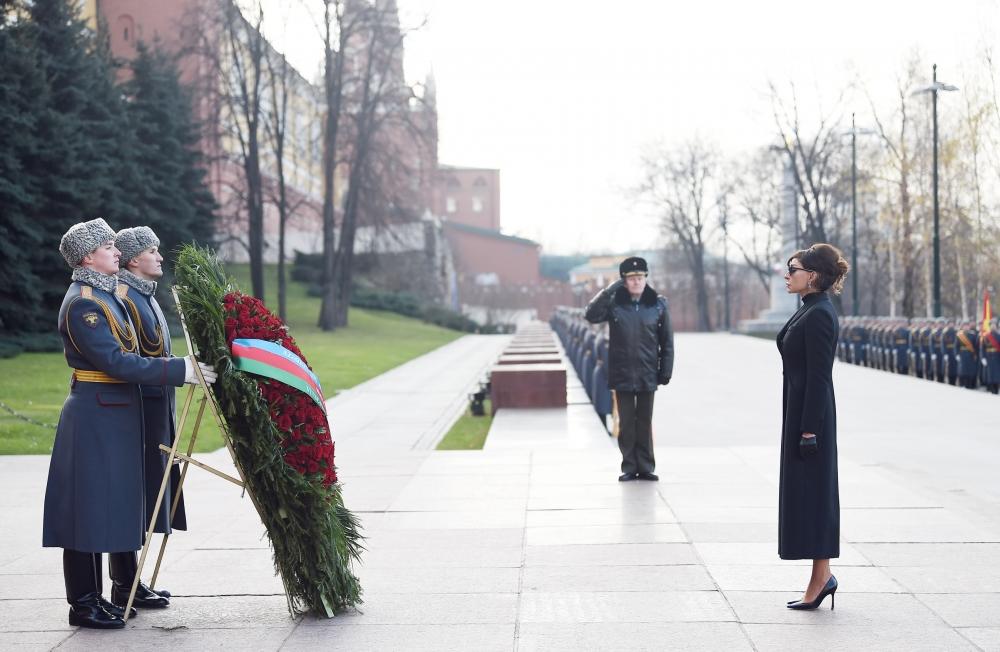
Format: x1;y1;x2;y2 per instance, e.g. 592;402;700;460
98;596;137;619
64;550;124;629
68;593;126;629
109;551;170;609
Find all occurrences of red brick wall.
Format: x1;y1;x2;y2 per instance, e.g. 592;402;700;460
444;223;539;285
436;168;500;231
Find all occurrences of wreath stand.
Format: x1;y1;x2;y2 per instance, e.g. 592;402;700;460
121;288;273;622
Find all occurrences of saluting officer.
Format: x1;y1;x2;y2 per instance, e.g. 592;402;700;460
43;218;216;630
112;226;186;609
585;256;674;481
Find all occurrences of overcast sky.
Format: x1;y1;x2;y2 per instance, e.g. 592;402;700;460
261;0;999;255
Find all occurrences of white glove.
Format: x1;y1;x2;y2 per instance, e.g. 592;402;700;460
183;357;218;385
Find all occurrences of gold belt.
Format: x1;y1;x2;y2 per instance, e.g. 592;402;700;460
72;369;126;384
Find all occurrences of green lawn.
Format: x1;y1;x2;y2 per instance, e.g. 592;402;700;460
0;264;462;454
436;399;493;450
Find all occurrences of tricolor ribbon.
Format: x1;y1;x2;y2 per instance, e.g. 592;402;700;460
231;339;326;412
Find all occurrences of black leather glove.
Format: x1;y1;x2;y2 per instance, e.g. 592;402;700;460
799;435;818;458
658;375;670;386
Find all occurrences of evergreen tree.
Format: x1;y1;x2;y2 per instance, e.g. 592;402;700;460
0;1;216;340
0;6;46;332
23;0;141;327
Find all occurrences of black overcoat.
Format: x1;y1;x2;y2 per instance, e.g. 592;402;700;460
43;281;186;553
776;291;840;560
585;282;674;392
121;283;187;533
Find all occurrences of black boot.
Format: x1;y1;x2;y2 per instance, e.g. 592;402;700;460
109;551;170;609
98;596;137;619
64;550;124;629
68;593;126;629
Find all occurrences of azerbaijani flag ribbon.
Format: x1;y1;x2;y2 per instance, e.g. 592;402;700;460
231;339;326;412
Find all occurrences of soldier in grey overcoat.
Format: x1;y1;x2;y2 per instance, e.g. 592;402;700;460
43;218;215;629
111;226;186;609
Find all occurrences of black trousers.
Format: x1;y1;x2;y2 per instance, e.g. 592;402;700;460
617;390;655;475
63;549;138;603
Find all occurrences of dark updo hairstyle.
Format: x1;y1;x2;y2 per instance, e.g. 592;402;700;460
787;243;850;295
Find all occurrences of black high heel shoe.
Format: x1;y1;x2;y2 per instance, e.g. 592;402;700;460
787;575;837;610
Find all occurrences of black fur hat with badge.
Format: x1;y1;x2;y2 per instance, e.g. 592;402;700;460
619;256;648;278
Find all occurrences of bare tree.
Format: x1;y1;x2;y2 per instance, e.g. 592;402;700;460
636;140;718;331
769;81;847;246
317;0;354;330
867;58;927;317
728;149;783;294
262;40;314;321
219;0;268;299
319;1;427;330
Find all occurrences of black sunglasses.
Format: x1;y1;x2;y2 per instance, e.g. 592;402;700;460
787;265;813;275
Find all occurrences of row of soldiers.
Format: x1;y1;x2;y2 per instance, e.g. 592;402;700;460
550;307;613;430
839;316;1000;393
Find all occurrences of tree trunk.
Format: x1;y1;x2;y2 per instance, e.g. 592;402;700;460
956;249;968;320
900;176;916;318
246;133;265;299
888;224;897;317
692;250;712;331
318;0;345;331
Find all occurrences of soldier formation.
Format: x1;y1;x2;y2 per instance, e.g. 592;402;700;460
838;316;1000;394
551;307;614;430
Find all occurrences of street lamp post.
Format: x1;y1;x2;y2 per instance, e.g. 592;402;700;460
913;64;958;317
719;201;731;331
843;115;876;316
852;115;858;316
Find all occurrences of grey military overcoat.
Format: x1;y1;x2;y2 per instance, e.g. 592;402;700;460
121;283;187;533
42;281;186;553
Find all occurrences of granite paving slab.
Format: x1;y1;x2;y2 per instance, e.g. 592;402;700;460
4;332;999;650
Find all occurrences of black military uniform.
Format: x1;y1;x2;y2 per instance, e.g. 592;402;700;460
585;257;674;481
892;322;910;375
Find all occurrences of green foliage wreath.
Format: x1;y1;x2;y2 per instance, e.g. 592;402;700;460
174;245;362;617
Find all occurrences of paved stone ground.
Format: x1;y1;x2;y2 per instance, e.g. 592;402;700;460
2;333;999;651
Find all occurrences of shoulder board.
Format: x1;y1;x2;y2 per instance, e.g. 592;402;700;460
115;284;129;299
80;286;93;299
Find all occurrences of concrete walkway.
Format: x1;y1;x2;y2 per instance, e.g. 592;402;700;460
2;333;999;650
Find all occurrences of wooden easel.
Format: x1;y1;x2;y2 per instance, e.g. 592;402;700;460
122;288;274;622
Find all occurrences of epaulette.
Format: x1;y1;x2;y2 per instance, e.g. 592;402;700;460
115;284;129;299
80;286;93;300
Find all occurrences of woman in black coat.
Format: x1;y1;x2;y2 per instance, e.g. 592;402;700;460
776;243;849;611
